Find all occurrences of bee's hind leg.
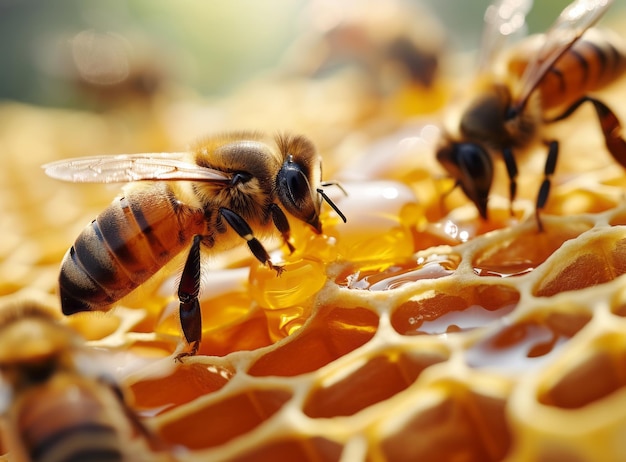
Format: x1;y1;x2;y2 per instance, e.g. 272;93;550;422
547;96;626;168
176;234;203;360
588;98;626;167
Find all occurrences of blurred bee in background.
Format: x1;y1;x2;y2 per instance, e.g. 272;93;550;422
67;30;165;107
43;132;346;358
0;300;175;461
436;0;626;229
282;0;444;99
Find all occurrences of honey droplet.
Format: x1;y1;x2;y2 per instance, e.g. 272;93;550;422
264;305;307;342
249;258;326;310
323;181;420;263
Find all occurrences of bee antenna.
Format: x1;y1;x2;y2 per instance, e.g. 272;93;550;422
317;187;347;223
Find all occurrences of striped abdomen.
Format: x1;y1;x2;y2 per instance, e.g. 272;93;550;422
59;183;206;314
14;379;126;462
510;28;626;112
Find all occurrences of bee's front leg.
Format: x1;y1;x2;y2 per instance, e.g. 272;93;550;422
176;234;203;360
269;203;295;253
219;207;284;275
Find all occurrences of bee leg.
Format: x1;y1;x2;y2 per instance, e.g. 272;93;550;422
176;235;203;359
534;141;559;233
219;207;284;275
588;98;626;168
269;203;295;253
547;96;626;167
502;147;518;217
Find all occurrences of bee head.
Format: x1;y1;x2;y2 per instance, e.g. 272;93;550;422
436;141;493;219
276;153;323;233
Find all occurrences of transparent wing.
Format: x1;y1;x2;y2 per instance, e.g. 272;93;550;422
478;0;534;71
42;152;232;183
513;0;613;110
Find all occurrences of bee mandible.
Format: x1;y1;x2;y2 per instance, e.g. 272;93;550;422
43;132;346;357
436;0;626;229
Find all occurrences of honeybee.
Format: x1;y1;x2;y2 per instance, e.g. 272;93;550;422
43;132;346;357
436;0;626;229
0;301;174;461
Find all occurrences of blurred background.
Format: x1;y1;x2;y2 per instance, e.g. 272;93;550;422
1;0;622;108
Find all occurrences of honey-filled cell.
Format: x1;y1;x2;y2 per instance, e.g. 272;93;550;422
157;388;292;450
376;387;510;462
473;221;592;277
303;350;448;418
537;333;626;409
247;306;379;377
336;252;460;290
197;311;273;357
130;362;233;415
391;284;519;336
228;437;343;462
534;234;626;297
464;314;589;374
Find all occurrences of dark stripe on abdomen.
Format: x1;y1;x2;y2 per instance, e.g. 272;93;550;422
29;423;122;462
569;48;589;85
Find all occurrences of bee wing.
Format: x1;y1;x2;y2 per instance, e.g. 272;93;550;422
513;0;613;110
42;152;232;183
478;0;534;71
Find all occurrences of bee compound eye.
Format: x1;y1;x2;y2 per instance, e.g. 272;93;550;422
277;163;312;209
452;144;491;180
454;143;494;219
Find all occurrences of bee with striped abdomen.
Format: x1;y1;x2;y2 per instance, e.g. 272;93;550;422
43;132;346;357
436;0;626;229
0;300;174;461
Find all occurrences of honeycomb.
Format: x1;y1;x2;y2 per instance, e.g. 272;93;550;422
3;5;626;462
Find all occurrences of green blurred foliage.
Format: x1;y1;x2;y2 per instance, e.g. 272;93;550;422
0;0;622;107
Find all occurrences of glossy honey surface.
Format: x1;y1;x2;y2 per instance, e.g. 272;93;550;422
2;5;626;462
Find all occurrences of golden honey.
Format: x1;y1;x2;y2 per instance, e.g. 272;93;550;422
3;6;626;462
